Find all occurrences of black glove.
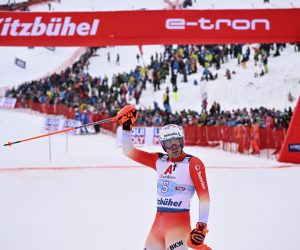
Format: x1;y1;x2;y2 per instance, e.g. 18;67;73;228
122;119;132;131
119;110;137;131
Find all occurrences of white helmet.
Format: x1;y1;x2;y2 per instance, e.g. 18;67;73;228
159;124;184;150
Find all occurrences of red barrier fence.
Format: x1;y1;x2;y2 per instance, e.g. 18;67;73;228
15;100;285;158
183;125;286;158
15;100;75;119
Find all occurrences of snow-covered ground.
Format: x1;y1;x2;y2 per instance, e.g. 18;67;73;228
0;108;300;250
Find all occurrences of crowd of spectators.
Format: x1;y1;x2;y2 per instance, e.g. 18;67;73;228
134;102;293;130
4;42;298;131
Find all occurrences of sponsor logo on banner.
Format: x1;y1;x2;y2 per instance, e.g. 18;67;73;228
63;119;81;135
153;127;161;145
44;116;63;132
0;16;100;37
0;97;16;108
166;18;270;31
43;117;81;135
288;144;300;152
131;127;145;144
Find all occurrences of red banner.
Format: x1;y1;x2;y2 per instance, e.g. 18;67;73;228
0;9;300;46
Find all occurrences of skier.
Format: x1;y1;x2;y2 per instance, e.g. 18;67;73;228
118;105;211;250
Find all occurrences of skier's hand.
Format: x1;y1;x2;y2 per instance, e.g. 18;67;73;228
187;222;211;250
117;105;138;131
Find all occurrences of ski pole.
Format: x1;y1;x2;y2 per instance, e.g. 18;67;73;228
3;104;136;147
3;117;114;147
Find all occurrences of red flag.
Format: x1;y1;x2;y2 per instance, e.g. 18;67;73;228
138;45;143;56
278;97;300;163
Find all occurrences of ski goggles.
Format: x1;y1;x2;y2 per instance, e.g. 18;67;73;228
161;138;184;150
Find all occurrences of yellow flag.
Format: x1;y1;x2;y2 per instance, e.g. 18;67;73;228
173;91;180;102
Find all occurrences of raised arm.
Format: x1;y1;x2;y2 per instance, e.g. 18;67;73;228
122;130;158;169
117;104;158;170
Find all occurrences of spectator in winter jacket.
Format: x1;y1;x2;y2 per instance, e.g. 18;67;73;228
115;53;120;65
209;102;221;115
75;108;81;122
81;110;89;134
262;54;268;74
163;87;171;113
225;69;232;80
92;110;101;133
153;70;161;91
133;86;141;105
201;68;210;82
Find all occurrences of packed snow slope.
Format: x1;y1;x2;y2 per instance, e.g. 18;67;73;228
0;108;300;250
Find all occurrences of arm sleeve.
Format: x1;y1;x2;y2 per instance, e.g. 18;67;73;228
189;157;210;224
122;130;158;170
